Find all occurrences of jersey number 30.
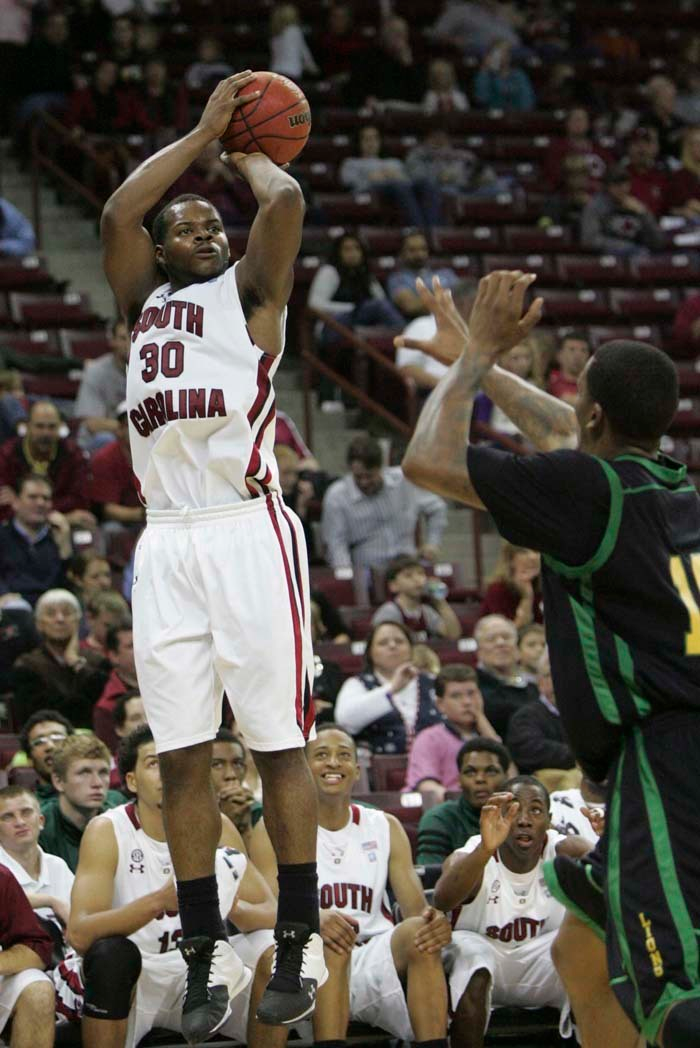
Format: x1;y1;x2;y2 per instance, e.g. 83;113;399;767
670;554;700;655
140;341;184;383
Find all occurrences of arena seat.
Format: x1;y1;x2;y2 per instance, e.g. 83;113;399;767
315;193;383;224
1;332;62;357
588;323;662;347
502;225;574;252
59;329;111;361
482;254;556;283
538;288;611;322
609;286;679;319
310;567;360;607
555;254;629;286
629;253;699;285
370;753;409;792
0;256;57;292
431;226;499;253
314;642;364;677
9;292;102;330
339;606;374;641
21;373;81;399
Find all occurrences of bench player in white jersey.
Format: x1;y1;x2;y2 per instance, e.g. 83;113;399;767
247;724;452;1048
62;725;277;1047
100;71;326;1041
434;775;592;1047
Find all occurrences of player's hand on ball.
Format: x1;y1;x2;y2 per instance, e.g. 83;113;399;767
319;910;359;954
219;151;291;178
197;72;261;142
394;276;470;366
468;270;543;363
479;791;520;855
414;907;452;953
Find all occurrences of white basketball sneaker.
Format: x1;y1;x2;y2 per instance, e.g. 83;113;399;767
255;922;328;1025
178;936;251;1045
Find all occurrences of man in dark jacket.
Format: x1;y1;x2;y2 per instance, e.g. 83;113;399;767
0;474;72;606
506;648;576;782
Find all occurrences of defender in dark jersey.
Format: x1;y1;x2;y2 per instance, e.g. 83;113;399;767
398;272;700;1048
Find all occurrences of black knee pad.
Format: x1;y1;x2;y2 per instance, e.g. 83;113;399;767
82;936;142;1020
662;998;700;1048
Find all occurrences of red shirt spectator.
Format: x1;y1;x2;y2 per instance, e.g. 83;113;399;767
479;578;544;624
90;435;142;511
0;863;53;968
64;59;139;135
92;668;127;753
547;369;578;402
672;292;700;358
0;402;90;524
544;106;612;191
92;624;136;753
625;126;669;218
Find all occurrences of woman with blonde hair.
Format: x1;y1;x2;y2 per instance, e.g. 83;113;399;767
269;3;319;80
667;125;700;219
423;58;469;114
479;542;543;628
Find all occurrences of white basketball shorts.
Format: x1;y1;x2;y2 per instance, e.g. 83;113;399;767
449;929;570;1036
132;492;315;754
349;930;414;1043
0;969;51;1034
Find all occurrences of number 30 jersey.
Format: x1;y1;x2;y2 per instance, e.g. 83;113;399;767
126;261;285;510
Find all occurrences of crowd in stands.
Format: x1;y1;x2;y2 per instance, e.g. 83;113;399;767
1;0;699;1043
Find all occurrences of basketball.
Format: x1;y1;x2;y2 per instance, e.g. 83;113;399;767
220;71;311;165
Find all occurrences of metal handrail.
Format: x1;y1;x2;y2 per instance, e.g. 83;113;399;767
300;306;419;446
29;111;119;248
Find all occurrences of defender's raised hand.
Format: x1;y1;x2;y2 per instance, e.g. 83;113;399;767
394;275;471;366
479;791;520;855
196;72;260;142
468;270;543;363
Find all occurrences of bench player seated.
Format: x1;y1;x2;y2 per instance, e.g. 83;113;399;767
59;724;277;1047
434;775;592;1047
247;724;452;1048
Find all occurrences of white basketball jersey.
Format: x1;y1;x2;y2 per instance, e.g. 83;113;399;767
103;803;246;955
317;804;394;942
452;830;565;948
126;261;285;510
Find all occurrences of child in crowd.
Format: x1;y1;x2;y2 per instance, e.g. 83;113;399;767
372;554;461;641
517;622;547;683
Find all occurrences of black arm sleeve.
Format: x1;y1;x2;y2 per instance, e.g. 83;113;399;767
467;446;611;566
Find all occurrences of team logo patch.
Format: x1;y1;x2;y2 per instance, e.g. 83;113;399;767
488;879;500;904
130;848;145;874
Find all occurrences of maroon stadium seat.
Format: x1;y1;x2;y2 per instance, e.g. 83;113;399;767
629;253;699;285
555;254;629;286
0;256;56;292
482;254;556;282
9;292;101;330
502;225;574;252
1;332;61;357
540;288;611;322
371;754;409;792
59;329;111;361
311;567;359;607
609;287;678;320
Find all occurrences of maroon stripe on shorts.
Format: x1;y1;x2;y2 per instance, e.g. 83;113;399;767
266;494;303;733
279;502;315;736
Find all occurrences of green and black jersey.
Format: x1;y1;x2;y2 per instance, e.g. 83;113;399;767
468;446;700;782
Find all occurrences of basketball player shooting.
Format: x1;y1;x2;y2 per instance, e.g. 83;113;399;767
101;72;326;1045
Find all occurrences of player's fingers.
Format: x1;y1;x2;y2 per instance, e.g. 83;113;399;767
508;272;535;317
393;336;431;352
232;90;261;107
415;277;437;310
517;296;543;337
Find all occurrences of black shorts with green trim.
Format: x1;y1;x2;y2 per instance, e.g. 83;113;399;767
605;711;700;1045
543;844;606;942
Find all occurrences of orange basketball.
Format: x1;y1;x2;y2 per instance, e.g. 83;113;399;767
220;71;311;165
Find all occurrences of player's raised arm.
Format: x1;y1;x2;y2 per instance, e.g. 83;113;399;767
401;272;542;507
100;71;259;322
226;152;305;317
